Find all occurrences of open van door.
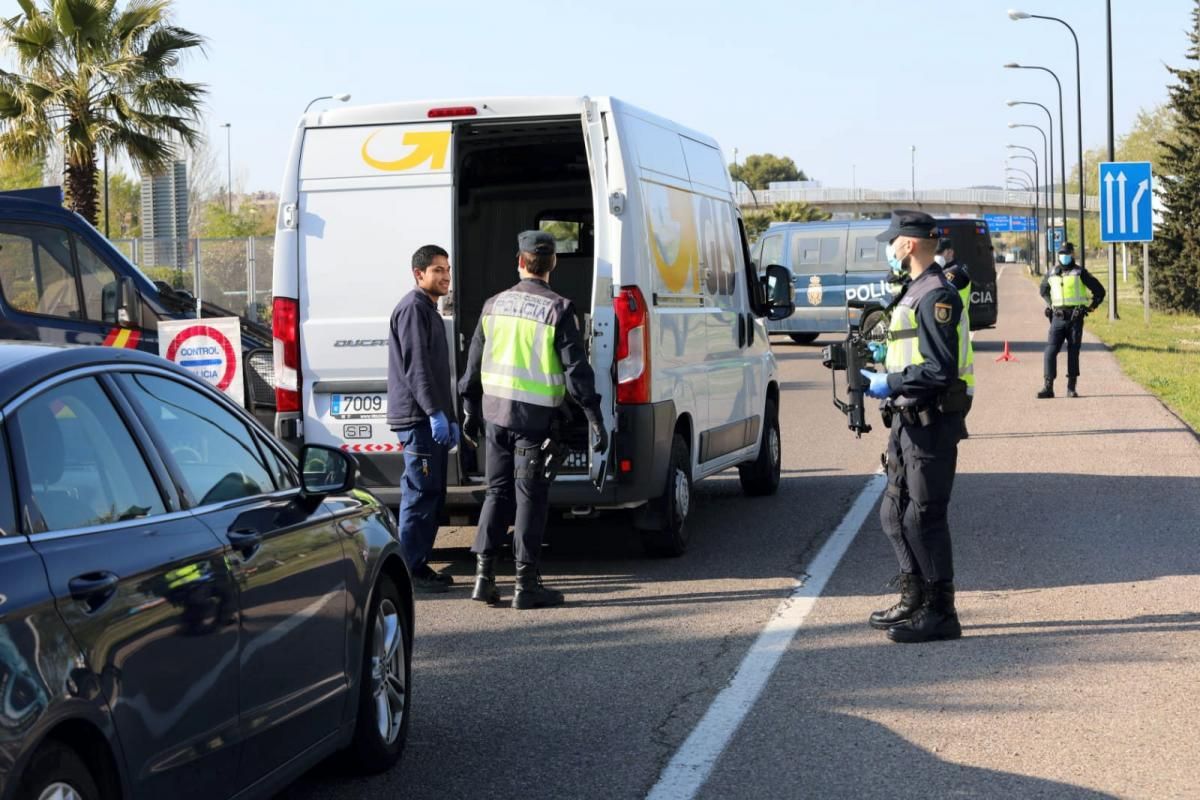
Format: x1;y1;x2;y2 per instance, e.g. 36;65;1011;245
582;98;618;491
295;120;455;473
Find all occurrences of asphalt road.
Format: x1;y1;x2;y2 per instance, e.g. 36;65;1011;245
287;265;1200;800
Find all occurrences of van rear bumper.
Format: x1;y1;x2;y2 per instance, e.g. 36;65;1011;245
353;400;677;512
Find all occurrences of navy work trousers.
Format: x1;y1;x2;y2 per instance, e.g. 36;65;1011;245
1044;312;1085;381
473;423;550;565
396;423;448;572
880;410;961;583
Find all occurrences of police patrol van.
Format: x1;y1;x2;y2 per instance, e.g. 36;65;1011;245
270;96;794;553
755;217;998;342
0;187;275;426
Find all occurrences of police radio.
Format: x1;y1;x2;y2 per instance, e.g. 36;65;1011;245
821;300;883;438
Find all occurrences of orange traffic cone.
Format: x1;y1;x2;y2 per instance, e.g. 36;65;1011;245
995;341;1018;362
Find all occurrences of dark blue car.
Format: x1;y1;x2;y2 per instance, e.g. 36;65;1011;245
0;343;413;800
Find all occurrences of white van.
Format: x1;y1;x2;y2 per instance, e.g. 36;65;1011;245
271;96;794;554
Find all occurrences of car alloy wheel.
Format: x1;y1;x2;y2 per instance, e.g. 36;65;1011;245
371;597;407;745
673;466;690;522
37;784;84;800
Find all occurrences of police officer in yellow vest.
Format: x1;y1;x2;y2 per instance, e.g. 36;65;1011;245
859;211;972;644
459;230;607;609
1038;242;1105;399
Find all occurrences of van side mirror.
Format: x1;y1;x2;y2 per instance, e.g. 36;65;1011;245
300;444;357;496
762;264;796;321
117;276;142;328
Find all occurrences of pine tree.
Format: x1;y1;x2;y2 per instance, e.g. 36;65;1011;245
1150;1;1200;313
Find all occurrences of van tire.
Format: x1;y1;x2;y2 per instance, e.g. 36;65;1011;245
17;741;101;800
860;309;888;343
788;333;819;345
640;434;692;557
739;398;781;497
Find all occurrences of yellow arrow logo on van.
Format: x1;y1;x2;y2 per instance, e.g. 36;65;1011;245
361;130;451;171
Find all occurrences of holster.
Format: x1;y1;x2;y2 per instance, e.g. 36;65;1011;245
880;405;894;429
936;381;970;415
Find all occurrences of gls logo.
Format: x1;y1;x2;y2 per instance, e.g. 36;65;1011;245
334;339;387;348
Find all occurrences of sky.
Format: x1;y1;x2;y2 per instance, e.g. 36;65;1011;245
92;0;1200;193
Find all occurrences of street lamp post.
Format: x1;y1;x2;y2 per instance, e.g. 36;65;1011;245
220;123;232;214
1007;100;1056;251
1008;142;1049;259
910;145;916;201
1008;10;1088;278
304;93;352;114
1008;150;1042;269
1008;172;1036;271
1009;122;1050;261
1105;0;1118;319
1003;63;1068;256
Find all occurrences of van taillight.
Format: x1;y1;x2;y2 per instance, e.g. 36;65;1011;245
614;286;650;404
272;297;301;413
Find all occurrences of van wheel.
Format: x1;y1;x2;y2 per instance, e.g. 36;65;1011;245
347;576;411;774
788;333;819;344
17;742;100;800
641;434;692;557
739;398;781;497
860;309;888;343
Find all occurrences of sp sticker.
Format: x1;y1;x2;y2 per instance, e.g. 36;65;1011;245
934;303;953;324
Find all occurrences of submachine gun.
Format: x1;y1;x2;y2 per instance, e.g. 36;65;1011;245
820;299;884;438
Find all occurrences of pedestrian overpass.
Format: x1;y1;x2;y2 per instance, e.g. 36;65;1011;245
735;186;1100;220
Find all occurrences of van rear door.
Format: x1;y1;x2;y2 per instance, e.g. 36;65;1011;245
297;122;454;462
582;99;616;488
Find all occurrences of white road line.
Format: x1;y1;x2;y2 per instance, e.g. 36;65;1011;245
646;472;887;800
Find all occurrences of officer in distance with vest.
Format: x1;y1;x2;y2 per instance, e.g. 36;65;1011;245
459;230;608;609
860;210;973;644
1038;241;1105;399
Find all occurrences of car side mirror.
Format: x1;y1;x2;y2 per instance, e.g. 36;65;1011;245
300;444;357;496
117;275;142;328
762;263;796;321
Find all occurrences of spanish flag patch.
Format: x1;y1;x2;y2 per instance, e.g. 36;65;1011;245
102;328;142;349
934;303;953;324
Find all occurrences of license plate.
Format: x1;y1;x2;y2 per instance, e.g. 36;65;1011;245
330;393;385;420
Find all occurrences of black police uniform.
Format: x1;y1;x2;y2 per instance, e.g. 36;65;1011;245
458;234;603;608
870;211;967;644
1039;245;1105;398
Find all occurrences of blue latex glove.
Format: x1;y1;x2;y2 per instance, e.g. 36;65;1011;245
430;411;451;445
867;341;887;363
860;368;892;399
449;422;460;448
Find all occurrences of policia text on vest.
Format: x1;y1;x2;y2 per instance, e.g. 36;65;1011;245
459;231;607;610
1038;243;1105;400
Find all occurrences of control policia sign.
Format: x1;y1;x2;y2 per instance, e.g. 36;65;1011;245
158;318;244;405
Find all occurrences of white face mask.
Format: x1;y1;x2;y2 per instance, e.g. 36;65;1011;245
934;255;946;267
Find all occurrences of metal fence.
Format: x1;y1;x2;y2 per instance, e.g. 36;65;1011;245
110;236;274;323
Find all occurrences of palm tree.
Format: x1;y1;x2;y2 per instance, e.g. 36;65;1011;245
0;0;207;224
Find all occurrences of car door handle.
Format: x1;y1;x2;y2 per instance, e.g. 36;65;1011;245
228;529;263;558
737;314;747;348
69;571;119;611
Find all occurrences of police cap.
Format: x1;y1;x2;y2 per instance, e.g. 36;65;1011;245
518;230;556;255
1057;241;1075;255
936;237;953;253
875;210;940;242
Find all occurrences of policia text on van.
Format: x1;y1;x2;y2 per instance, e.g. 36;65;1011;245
270;96;795;554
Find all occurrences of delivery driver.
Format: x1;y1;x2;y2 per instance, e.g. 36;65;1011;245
459;230;608;609
860;210;972;644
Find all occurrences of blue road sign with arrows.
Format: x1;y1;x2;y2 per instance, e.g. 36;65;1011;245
983;213;1010;232
1099;161;1153;242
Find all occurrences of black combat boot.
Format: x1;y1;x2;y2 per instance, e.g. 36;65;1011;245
471;553;500;605
1067;379;1079;398
512;562;564;609
869;572;924;630
1037;380;1054;399
887;580;962;643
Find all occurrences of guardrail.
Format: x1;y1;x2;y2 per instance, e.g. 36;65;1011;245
735;187;1100;212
